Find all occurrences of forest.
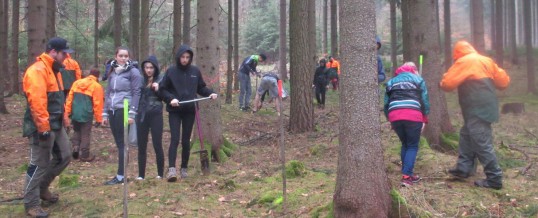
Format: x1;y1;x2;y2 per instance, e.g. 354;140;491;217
0;0;538;217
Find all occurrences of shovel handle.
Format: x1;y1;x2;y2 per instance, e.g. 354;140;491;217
178;97;212;105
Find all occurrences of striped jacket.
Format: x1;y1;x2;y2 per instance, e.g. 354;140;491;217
384;71;430;118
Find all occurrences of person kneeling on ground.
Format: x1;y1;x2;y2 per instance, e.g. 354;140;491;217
252;72;282;116
384;62;430;187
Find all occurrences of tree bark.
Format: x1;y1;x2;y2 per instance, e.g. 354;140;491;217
27;0;46;69
495;0;503;66
278;0;288;81
330;0;337;57
490;0;495;50
225;0;233;104
10;0;19;94
233;0;239;91
443;0;451;70
524;0;535;93
0;0;8;113
401;2;411;59
401;0;454;149
183;0;191;45
46;0;56;39
140;0;149;59
390;0;398;75
308;0;316;64
113;0;122;48
470;0;485;53
333;0;391;216
322;0;327;55
196;0;223;161
129;0;140;61
289;0;314;133
94;0;99;67
173;0;182;54
507;0;518;64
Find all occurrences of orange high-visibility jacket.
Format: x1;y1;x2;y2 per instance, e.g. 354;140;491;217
66;75;104;123
326;59;341;75
61;54;82;90
440;40;510;122
23;53;65;135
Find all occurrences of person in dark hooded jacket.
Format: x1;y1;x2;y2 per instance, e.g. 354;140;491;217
312;58;329;109
159;45;218;182
136;55;165;180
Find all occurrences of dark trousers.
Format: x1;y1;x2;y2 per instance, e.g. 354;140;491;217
331;78;339;90
108;109;126;176
168;112;195;169
137;110;165;178
391;120;422;176
314;83;327;105
456;116;502;186
71;121;93;158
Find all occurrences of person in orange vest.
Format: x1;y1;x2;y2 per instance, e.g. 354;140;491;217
440;40;510;190
65;68;104;162
326;56;341;91
61;53;82;97
22;37;73;218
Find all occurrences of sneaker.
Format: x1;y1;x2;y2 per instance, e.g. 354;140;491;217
104;177;124;185
167;167;177;182
156;176;162;180
448;168;469;179
180;168;188;179
136;177;144;180
26;206;49;218
474;179;502;190
401;175;421;187
40;189;59;203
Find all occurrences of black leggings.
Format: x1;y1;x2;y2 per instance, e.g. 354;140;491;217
137;110;165;178
168;112;195;169
108;109;126;176
315;83;327;105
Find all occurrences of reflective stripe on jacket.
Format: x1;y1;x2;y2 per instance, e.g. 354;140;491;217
66;75;104;123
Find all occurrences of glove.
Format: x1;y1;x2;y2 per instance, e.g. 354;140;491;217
39;131;51;141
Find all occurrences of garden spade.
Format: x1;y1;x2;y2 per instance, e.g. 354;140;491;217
192;101;210;176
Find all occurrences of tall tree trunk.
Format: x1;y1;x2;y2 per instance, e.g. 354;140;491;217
225;0;233;104
0;0;7;113
197;0;223;161
470;0;485;53
443;0;451;70
289;0;314;133
495;0;503;66
278;0;288;81
10;0;19;94
333;0;391;216
401;2;411;59
330;0;337;57
508;0;518;64
390;0;398;75
322;0;327;55
113;0;122;48
129;0;140;61
233;0;239;91
524;0;536;93
402;0;454;149
94;0;99;67
140;0;149;59
46;0;55;39
183;0;191;45
308;0;316;64
173;0;182;54
27;0;46;69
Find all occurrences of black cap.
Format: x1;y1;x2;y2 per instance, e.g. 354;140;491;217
46;37;74;53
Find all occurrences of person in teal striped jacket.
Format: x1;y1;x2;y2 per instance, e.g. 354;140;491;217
384;62;430;187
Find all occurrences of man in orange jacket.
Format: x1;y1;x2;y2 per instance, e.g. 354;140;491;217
22;37;74;217
61;53;82;97
326;56;340;90
66;68;104;162
440;40;510;190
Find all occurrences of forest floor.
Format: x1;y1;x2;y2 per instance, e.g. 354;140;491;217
1;63;538;217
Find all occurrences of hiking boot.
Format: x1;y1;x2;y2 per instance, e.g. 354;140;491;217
72;146;79;159
474;179;502;190
26;206;49;218
104;177;124;185
40;189;59;203
79;154;95;162
167;167;177;182
448;168;469;179
401;175;421;187
180;168;188;179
